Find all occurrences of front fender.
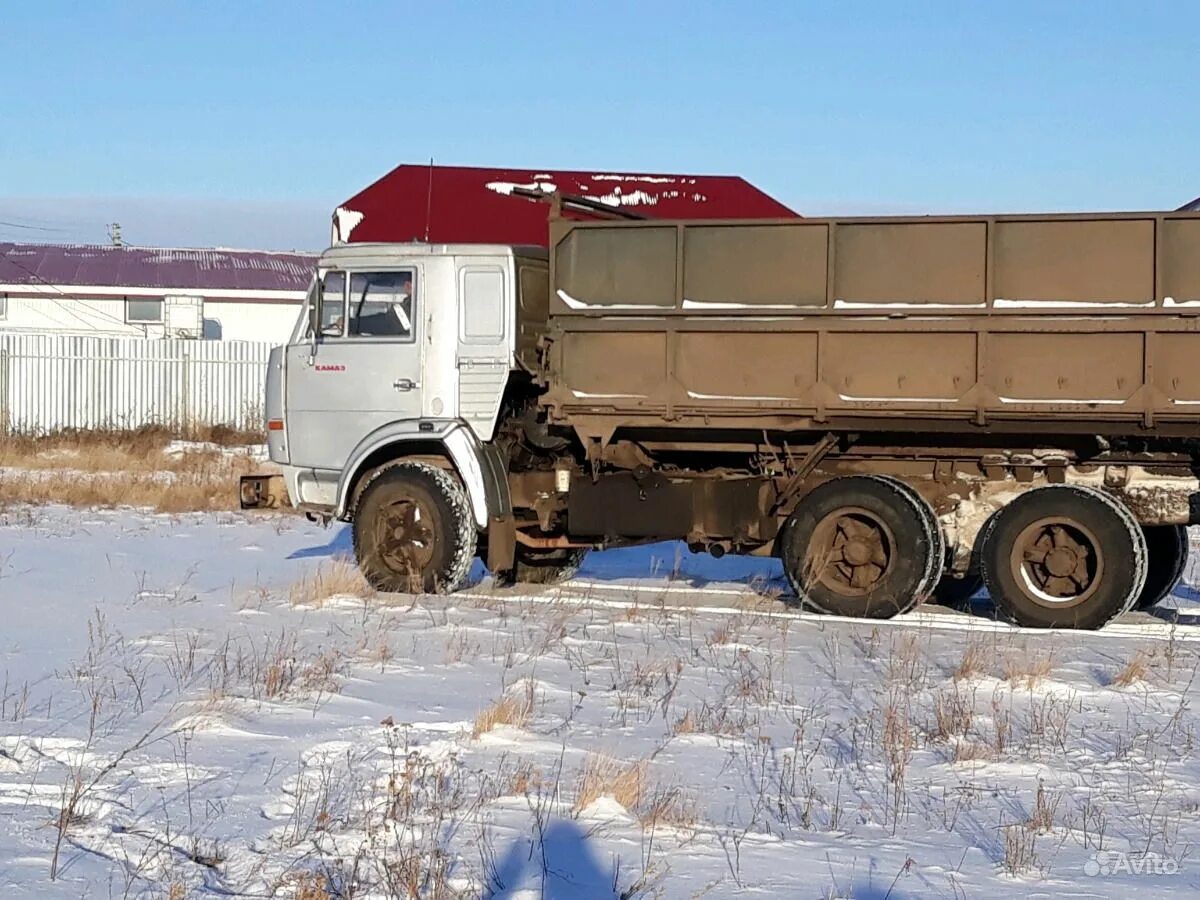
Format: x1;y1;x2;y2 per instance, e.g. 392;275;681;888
334;419;510;529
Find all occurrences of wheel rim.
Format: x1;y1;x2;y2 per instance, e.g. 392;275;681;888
804;507;895;597
374;493;437;582
1010;516;1104;608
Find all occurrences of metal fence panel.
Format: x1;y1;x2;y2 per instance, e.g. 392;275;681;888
0;334;272;434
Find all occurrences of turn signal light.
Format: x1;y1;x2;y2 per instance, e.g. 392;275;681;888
267;419;284;431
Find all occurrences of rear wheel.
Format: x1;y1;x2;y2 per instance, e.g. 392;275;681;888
978;485;1147;629
778;475;940;618
1133;524;1189;610
352;462;477;594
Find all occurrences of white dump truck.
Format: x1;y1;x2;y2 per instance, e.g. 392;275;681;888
243;207;1200;630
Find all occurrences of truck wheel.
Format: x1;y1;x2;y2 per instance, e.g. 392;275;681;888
498;548;588;587
978;485;1147;629
869;474;946;603
778;475;940;618
352;461;477;594
1133;524;1189;610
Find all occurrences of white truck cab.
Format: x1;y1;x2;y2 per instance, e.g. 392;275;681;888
254;242;548;537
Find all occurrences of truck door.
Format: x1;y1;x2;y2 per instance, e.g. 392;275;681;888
285;267;424;470
456;263;510;440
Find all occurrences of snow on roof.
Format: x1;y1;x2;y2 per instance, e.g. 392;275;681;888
335;164;798;245
0;242;317;293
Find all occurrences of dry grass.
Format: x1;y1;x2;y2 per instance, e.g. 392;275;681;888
639;786;700;831
0;426;273;513
472;681;535;739
951;739;990;763
672;710;697;735
930;686;974;741
1026;782;1059;834
504;763;545;797
1002;649;1056;689
707;622;736;646
287;559;376;608
573;754;647;814
1111;648;1154;688
953;640;993;682
1002;823;1039;875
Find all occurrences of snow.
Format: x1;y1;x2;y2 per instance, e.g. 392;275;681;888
590;174;683;184
994;298;1156;309
682;298;802;310
997;396;1127;405
555;288;669;311
838;393;960;403
687;390;792;401
2;505;1200;895
332;206;364;243
571;390;647;399
163;440;268;460
484;180;557;196
834;299;988;310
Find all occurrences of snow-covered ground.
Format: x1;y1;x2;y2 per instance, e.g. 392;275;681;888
2;505;1200;897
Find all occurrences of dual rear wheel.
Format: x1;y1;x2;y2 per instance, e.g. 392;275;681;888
779;478;1187;629
777;475;943;619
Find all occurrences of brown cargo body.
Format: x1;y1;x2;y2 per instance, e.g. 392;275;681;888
544;212;1200;436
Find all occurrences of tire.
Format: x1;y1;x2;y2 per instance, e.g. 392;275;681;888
870;474;946;604
1133;524;1189;610
497;548;588;587
932;572;984;609
978;485;1147;629
352;461;477;594
778;475;940;618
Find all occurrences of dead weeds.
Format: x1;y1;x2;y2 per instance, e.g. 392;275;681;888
0;426;276;513
472;681;536;739
573;754;647;815
287;559;375;608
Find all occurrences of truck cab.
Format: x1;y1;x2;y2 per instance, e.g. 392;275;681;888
257;242;547;528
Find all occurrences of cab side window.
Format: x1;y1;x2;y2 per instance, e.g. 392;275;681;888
349;270;416;339
318;271;346;336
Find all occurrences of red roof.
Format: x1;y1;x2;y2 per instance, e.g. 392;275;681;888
334;164;798;245
0;243;316;293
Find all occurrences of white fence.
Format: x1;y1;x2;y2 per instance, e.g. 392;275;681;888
0;333;273;434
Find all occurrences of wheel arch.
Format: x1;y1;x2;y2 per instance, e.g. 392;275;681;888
334;419;511;529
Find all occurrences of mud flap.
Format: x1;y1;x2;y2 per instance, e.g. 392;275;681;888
487;514;516;574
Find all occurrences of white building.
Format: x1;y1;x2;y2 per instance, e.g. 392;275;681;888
0;243;316;343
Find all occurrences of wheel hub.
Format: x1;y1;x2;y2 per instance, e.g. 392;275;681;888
1013;518;1101;605
807;509;894;597
1044;545;1080;578
377;497;436;578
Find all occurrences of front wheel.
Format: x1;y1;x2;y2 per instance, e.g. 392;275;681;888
352;462;477;594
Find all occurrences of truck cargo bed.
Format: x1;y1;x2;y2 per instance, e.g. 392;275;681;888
544;212;1200;436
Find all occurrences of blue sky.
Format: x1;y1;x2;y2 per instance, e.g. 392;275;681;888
1;1;1197;249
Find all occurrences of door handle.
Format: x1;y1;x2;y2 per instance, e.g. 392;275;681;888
393;378;420;392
